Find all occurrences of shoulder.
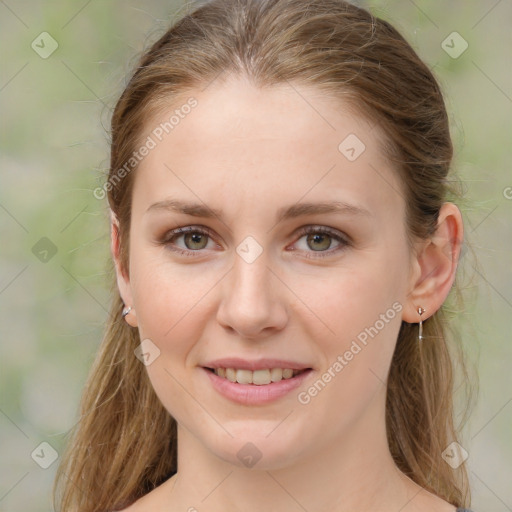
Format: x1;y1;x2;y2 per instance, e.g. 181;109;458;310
114;496;149;511
112;498;143;512
114;477;175;511
401;489;467;512
114;493;155;511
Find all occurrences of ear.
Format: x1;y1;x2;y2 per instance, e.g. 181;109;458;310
402;202;464;323
110;210;138;327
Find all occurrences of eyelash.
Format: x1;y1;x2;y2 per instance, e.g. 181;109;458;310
160;225;351;259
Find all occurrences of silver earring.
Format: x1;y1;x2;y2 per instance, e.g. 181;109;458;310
417;306;426;341
122;306;132;318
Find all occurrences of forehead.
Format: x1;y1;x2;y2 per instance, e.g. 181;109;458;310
132;76;405;224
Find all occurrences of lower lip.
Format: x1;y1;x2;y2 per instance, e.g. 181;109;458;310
201;367;313;405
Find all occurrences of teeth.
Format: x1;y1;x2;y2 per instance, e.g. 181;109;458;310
212;367;304;385
236;369;253;384
282;369;293;379
253;369;271;385
270;368;283;382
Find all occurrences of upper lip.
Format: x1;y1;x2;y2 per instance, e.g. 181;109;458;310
202;357;313;371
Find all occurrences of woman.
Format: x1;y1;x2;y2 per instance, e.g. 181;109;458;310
53;0;476;511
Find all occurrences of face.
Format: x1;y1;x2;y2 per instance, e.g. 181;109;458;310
115;75;419;469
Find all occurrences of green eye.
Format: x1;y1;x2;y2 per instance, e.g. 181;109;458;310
291;226;350;259
161;225;350;259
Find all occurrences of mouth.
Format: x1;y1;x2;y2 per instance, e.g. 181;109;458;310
201;365;314;405
203;366;312;385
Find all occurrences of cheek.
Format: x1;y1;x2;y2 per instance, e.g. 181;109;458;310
300;258;404;345
299;260;404;398
130;248;219;339
129;257;219;420
294;270;403;437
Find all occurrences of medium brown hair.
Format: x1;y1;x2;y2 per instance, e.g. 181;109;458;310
54;1;474;510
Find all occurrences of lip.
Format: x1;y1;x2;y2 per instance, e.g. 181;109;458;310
201;357;313;371
201;367;314;405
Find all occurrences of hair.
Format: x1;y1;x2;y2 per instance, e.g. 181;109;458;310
53;0;476;510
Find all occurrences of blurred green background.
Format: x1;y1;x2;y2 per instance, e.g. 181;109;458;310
0;1;510;510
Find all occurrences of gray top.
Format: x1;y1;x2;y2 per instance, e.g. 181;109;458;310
457;509;474;512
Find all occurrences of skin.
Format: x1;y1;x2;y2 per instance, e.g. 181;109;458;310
112;75;463;512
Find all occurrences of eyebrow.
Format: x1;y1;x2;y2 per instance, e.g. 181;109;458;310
146;198;372;223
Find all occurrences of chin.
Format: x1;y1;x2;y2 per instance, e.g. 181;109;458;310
204;424;310;471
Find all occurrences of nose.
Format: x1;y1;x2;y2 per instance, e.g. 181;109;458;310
216;249;288;339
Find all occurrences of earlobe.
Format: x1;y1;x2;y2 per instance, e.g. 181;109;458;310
110;210;138;327
121;304;138;328
402;202;464;323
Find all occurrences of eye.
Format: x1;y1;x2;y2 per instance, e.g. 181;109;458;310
289;225;350;259
160;226;218;257
159;224;350;259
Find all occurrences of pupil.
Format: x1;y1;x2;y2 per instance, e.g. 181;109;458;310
308;233;330;251
186;232;206;249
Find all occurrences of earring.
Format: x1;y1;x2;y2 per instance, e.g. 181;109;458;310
417;306;426;341
122;306;132;318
